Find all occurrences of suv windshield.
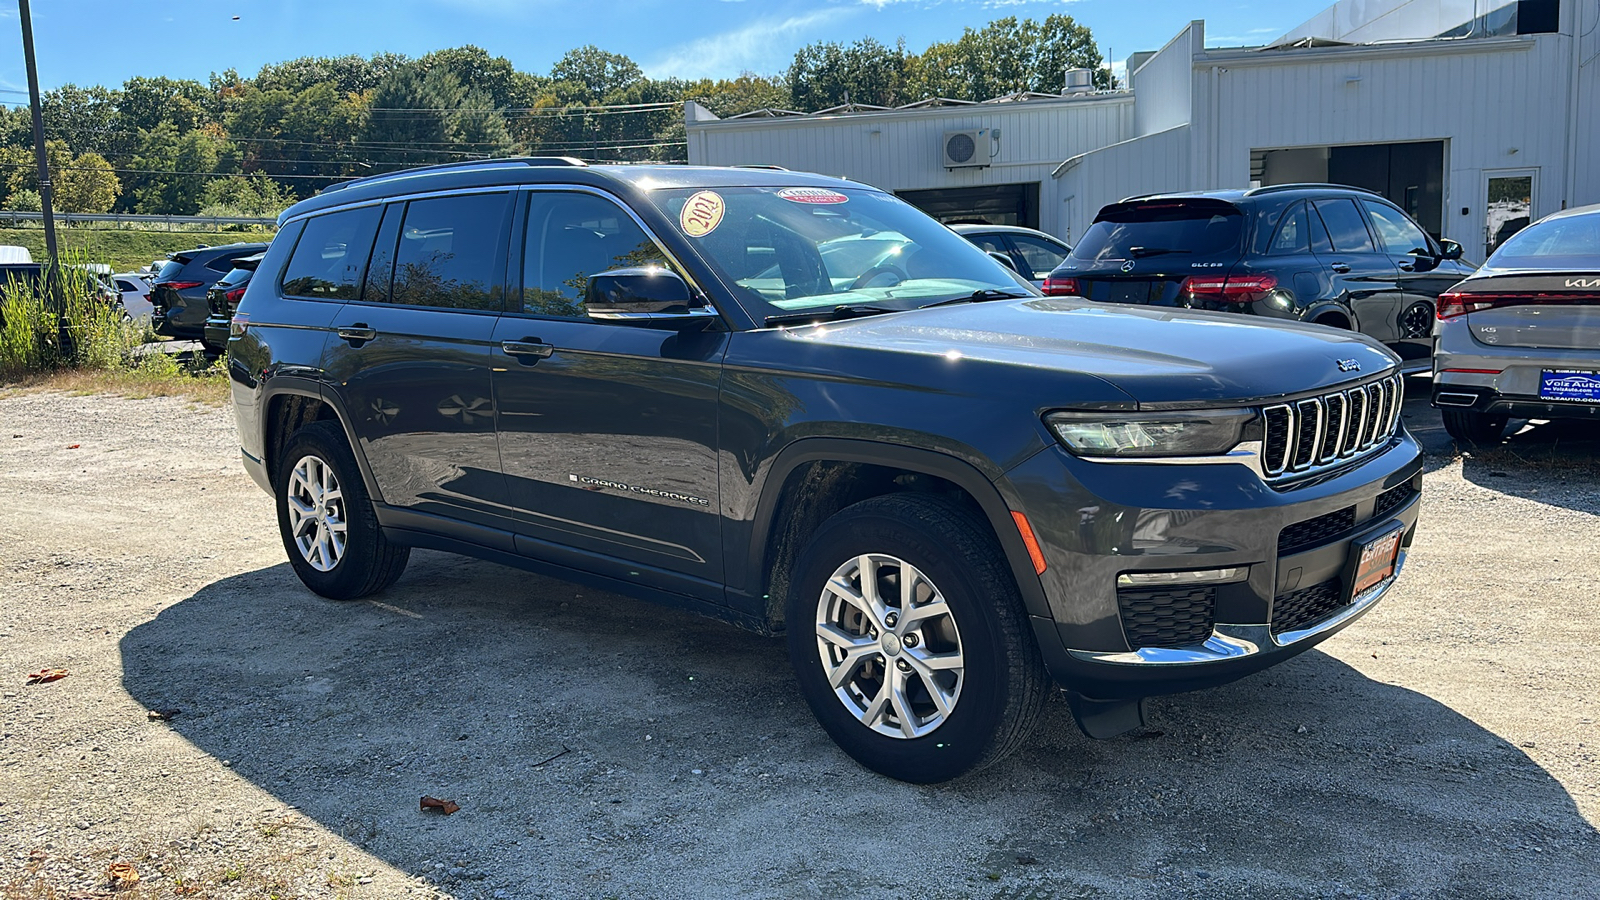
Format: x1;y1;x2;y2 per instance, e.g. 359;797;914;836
1071;201;1245;263
648;186;1029;321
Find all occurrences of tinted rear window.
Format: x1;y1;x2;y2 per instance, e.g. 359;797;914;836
1487;213;1600;269
282;207;382;300
155;259;186;282
1072;202;1244;263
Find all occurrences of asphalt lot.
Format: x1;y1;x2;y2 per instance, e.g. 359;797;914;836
1;379;1597;899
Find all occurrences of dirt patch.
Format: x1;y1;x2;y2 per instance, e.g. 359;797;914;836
1;390;1597;899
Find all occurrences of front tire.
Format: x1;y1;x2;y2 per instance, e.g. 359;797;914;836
786;494;1048;783
275;421;409;599
1441;407;1509;446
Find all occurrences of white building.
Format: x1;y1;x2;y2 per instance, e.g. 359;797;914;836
686;0;1598;258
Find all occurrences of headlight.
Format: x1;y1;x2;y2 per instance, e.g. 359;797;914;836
1046;409;1255;458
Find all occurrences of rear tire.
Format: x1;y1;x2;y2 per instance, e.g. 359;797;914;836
785;494;1048;783
1441;408;1509;446
275;421;409;599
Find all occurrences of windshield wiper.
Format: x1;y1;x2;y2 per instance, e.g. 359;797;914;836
920;288;1033;309
1127;246;1190;258
763;304;899;327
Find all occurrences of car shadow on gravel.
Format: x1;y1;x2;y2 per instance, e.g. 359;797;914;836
121;552;1600;900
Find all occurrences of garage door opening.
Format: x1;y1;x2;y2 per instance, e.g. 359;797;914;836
1252;141;1445;237
896;183;1041;228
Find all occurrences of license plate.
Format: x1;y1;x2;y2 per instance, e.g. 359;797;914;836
1349;526;1403;598
1540;369;1600;403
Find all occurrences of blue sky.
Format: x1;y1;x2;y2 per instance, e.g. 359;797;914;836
2;0;1331;100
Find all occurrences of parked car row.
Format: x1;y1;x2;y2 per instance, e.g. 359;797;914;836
149;242;270;355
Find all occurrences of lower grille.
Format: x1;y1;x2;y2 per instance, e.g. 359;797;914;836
1118;586;1216;649
1278;506;1357;556
1373;482;1416;520
1272;579;1344;635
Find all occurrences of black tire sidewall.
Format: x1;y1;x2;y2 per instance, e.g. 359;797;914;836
275;421;382;600
786;501;1019;783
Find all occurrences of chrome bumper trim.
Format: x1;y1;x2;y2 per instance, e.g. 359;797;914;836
1067;555;1403;666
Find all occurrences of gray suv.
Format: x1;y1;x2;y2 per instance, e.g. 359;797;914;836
229;159;1422;783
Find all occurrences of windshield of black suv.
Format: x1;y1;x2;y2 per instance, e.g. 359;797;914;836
1071;200;1245;263
1484;212;1600;271
648;186;1032;321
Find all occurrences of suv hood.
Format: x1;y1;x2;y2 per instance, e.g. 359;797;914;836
792;297;1398;406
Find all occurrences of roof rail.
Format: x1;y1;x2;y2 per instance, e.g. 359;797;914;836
321;157;589;194
1244;182;1380;197
731;164;788;171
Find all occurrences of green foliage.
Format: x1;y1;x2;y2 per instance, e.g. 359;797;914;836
550;46;643;99
7;189;42;212
198;175;296;217
362;63;511;168
0;275;55;377
57;152;121;213
130;124;233;214
788;38;908;110
0;256;142;378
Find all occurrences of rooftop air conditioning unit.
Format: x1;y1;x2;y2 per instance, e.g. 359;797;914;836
942;129;991;168
1064;67;1095;94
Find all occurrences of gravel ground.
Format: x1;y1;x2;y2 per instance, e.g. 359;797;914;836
1;383;1597;900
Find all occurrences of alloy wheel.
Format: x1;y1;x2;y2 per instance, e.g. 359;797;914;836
815;553;965;739
284;454;347;572
1400;301;1434;339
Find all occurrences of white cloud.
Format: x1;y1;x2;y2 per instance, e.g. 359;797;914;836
644;9;851;80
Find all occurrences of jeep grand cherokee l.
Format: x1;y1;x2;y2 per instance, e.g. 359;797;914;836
1044;185;1475;369
230;160;1422;783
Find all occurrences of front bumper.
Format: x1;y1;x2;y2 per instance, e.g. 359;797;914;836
1007;430;1422;699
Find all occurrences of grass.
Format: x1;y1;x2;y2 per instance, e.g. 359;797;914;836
0;360;233;405
0;226;276;273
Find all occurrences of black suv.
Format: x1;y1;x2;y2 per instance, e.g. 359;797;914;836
1044;185;1475;368
230;160;1422;783
202;252;265;358
150;242;269;342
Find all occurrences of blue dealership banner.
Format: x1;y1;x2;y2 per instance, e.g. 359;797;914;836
1540;370;1600;403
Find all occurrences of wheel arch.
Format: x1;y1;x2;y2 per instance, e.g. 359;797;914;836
747;438;1051;632
261;380;384;503
1305;299;1356;331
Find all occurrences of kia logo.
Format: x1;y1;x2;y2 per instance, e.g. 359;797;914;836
1121;260;1135;273
1337;358;1361;373
1565;277;1600;288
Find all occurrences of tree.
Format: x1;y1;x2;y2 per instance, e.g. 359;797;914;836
41;84;122;156
198;175;295;217
255;53;409;96
129;124;231;214
119;76;213;134
787;38;906;111
360;64;512;170
55;152;120;213
902;15;1107;103
549;46;643;100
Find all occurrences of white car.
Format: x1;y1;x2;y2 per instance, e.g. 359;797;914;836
113;273;153;321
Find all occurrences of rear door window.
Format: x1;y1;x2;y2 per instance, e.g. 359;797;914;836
1072;202;1244;263
1312;199;1377;253
281;206;382;300
390;193;513;311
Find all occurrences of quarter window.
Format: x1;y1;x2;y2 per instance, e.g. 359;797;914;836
521;192;673;319
390;193;513;311
1270;202;1311;254
1312;199;1377;254
1362;201;1432;255
282;207;382;300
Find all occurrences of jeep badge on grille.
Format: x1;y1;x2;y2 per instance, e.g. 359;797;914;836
1337;358;1361;373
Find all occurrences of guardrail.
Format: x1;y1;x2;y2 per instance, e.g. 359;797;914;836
0;211;277;230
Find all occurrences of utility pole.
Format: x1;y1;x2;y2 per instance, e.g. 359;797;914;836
18;0;60;269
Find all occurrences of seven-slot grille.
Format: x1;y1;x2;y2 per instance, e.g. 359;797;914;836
1261;375;1402;479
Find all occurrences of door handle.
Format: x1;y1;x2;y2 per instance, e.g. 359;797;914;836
1398;262;1415;272
1330;263;1351;274
501;339;554;364
336;324;376;345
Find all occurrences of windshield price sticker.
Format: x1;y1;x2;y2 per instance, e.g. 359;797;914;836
680;191;725;237
778;187;850;204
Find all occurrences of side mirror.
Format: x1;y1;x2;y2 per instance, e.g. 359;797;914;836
986;250;1019;273
584;268;716;328
1438;238;1464;261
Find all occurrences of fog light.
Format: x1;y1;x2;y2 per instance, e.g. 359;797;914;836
1117;567;1247;588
